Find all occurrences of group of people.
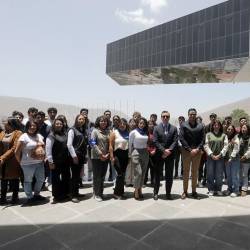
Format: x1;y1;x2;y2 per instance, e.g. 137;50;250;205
0;106;249;206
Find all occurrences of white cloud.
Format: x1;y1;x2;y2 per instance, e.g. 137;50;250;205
115;8;156;27
141;0;168;13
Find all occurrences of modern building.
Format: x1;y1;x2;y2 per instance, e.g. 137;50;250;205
106;0;250;85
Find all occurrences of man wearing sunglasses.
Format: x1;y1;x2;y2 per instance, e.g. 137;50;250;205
153;111;178;200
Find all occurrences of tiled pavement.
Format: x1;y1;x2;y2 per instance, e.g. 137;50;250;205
1;180;250;250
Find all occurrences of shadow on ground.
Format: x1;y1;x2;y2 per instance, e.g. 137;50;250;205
0;214;250;250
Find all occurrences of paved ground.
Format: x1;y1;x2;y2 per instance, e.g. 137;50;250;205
1;179;250;250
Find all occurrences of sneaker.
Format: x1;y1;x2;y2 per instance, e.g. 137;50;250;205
94;196;103;202
71;197;80;203
241;190;247;197
230;192;237;198
216;191;223;196
208;191;214;196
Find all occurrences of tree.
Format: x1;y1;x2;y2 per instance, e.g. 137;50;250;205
230;109;250;127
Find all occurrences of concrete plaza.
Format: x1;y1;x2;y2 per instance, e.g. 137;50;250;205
1;179;250;250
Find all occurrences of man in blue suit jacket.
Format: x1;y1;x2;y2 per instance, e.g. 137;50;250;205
153;111;178;200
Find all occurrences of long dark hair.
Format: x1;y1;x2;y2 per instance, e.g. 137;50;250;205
74;114;86;130
51;118;66;134
7;117;21;131
137;117;148;134
226;125;237;140
239;124;250;138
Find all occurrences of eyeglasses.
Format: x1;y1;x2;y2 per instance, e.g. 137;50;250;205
162;115;170;118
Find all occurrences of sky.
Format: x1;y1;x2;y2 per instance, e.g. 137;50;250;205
0;0;249;119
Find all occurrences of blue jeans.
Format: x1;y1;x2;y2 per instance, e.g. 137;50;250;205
21;162;45;199
226;158;240;193
240;162;250;191
206;157;224;192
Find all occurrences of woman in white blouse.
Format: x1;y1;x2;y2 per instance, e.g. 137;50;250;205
129;117;149;200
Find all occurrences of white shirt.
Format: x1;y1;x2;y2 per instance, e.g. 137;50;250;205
114;129;129;151
18;133;44;165
67;129;77;158
129;129;148;155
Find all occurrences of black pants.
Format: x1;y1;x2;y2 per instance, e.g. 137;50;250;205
154;155;174;195
113;149;128;196
1;179;19;200
70;163;82;198
92;159;108;197
144;154;156;185
52;162;70;200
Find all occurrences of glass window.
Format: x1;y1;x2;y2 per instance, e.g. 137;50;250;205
193;26;199;43
233;0;240;11
205;21;212;40
198;24;205;42
176;31;181;48
217;37;225;59
205;7;212;21
233;13;240;33
218;3;226;17
170;49;176;65
232;33;240;55
181;47;187;64
225;16;233;35
188;15;192;26
187;45;193;63
187;27;192;44
225;35;233;56
193;44;198;62
211;39;218;59
171;33;176;49
219;17;225;37
240;31;249;54
198;43;205;62
166;50;171;65
205;41;211;60
240;10;250;32
166;35;171;50
241;0;250;10
181;28;187;46
226;1;233;15
199;10;206;23
212;5;219;18
211;19;219;39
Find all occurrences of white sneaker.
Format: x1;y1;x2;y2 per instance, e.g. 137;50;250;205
208;191;214;196
216;191;223;196
230;192;237;198
94;196;103;202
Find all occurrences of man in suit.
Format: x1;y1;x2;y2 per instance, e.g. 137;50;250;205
153;111;178;200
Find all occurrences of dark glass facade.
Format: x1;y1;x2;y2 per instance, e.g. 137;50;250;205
106;0;250;84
